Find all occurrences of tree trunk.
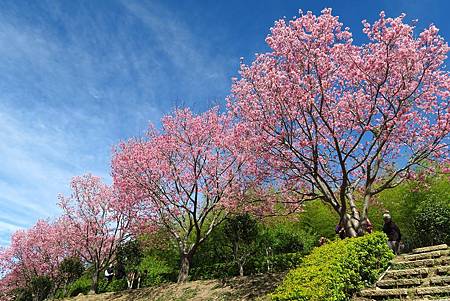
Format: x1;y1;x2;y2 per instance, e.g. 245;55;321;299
177;253;192;283
342;213;359;238
90;270;100;294
63;278;68;297
238;262;244;277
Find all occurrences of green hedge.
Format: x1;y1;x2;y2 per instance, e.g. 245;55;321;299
271;232;393;301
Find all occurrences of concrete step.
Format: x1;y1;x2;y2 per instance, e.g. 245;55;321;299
413;299;450;301
398;249;450;262
377;276;450;288
392;256;450;269
360;285;450;298
413;244;448;254
415;285;450;296
360;287;408;298
437;266;450;275
384;267;430;279
384;265;450;279
377;277;422;288
352;297;450;301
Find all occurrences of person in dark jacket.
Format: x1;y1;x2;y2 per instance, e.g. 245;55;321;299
335;223;346;240
383;213;401;254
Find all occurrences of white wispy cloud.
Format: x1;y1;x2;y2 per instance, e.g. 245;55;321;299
0;0;235;245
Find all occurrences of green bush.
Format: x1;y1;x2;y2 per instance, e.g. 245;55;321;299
413;199;450;247
374;174;450;250
12;287;32;301
191;262;238;279
139;255;173;286
191;252;304;279
105;279;128;292
30;276;52;301
247;252;304;274
297;200;338;239
271;232;393;301
67;275;91;297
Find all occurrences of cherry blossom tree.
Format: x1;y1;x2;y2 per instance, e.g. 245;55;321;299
229;9;450;237
112;108;257;282
0;219;71;300
58;174;132;293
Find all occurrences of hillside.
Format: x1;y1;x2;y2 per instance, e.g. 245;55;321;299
64;273;285;301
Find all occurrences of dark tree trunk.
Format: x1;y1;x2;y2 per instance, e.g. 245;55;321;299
177;253;192;283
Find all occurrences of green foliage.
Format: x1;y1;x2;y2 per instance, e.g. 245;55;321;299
374;174;450;250
297;201;338;239
191;251;304;279
271;232;393;301
247;252;304;274
413;199;450;246
106;279;128;292
224;213;259;245
116;239;143;278
224;213;259;275
59;256;84;286
67;275;91;297
12;287;32;301
225;213;259;250
139;254;173;286
191;215;316;279
261;218;317;254
30;275;53;301
192;223;230;267
190;262;237;279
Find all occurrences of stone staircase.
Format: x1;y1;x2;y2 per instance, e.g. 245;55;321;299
356;244;450;300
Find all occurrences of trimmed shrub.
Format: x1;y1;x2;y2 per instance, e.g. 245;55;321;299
271;232;393;301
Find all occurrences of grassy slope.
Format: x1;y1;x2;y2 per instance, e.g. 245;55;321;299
64;273;285;301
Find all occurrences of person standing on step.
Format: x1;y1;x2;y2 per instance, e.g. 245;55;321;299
382;213;401;255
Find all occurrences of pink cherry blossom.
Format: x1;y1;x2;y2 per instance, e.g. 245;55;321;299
58;174;133;293
112;107;259;282
0;219;71;299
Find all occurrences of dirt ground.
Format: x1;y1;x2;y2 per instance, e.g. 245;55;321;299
63;273;285;301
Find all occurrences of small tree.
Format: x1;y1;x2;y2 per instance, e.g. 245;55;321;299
116;240;143;289
59;257;84;296
30;276;52;301
59;174;133;293
224;213;259;276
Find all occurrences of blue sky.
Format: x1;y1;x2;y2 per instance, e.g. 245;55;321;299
0;0;448;245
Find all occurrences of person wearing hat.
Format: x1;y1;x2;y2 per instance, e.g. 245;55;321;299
382;213;401;255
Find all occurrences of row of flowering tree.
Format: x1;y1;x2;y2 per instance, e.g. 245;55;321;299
0;175;134;298
0;8;449;299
